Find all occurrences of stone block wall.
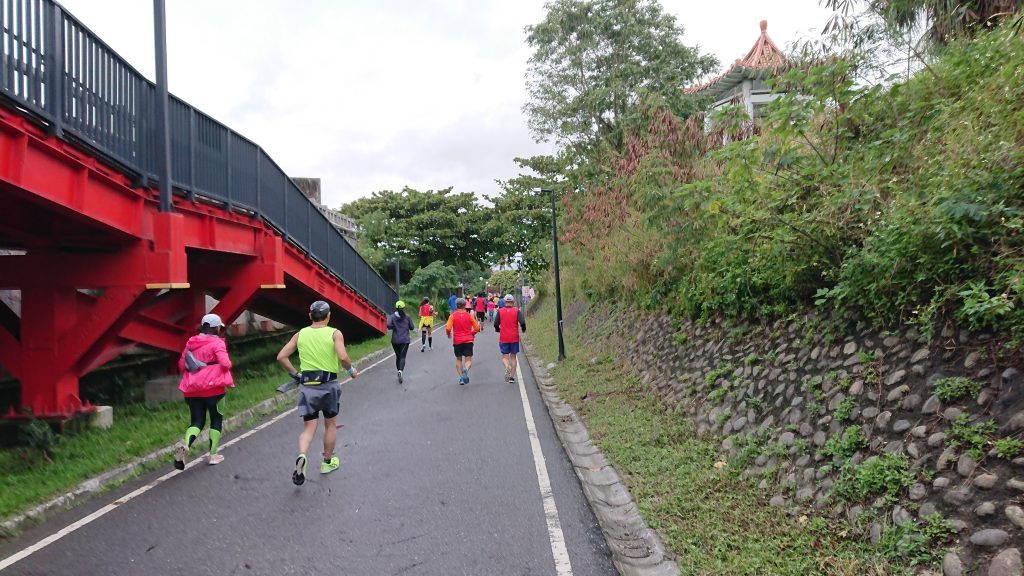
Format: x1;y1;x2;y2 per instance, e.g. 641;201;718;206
572;305;1024;575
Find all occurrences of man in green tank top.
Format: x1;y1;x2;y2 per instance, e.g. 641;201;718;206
276;300;358;486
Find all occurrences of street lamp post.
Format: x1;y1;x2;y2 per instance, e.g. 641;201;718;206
542;188;566;361
153;0;173;213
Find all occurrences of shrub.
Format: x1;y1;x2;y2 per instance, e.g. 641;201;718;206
946;415;997;460
822;425;868;462
833;397;858;422
993;437;1024;460
833;454;915;503
933;377;982;402
705;364;735;387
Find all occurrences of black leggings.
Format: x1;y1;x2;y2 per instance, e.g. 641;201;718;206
393;342;409;370
421;328;433;347
186;395;224;434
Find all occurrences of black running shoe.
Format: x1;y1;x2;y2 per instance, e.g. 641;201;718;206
292;454;307;486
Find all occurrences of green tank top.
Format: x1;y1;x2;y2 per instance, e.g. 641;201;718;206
297;326;339;374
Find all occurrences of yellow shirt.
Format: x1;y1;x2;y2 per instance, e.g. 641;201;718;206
297;326;339;374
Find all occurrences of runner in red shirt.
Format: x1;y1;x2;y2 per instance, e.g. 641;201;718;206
445;298;480;385
493;294;527;384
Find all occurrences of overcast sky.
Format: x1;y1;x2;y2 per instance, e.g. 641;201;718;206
57;1;835;209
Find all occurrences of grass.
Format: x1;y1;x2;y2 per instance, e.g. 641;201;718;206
526;298;899;576
0;332;389;524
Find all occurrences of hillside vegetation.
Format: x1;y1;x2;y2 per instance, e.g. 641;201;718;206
555;21;1024;346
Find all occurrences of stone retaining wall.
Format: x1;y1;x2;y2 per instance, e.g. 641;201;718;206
572;305;1024;575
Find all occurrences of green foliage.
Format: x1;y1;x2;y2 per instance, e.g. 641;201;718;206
705;364;734;387
802;375;825;400
833;454;915;503
834;397;859;422
18;416;58;461
548;21;1024;343
876;513;957;567
823;426;869;462
340;186;493;275
932;376;982;402
523;0;716;152
487;270;521;295
947;415;998;459
707;387;728;404
715;411;732;427
993;437;1024;459
405;260;458;312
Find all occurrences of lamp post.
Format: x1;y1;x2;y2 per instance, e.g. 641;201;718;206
385;259;400;300
542;188;566;361
153;0;173;213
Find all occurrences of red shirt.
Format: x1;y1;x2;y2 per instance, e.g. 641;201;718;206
475;298;486;312
498;307;522;344
419;303;433;317
445;310;480;344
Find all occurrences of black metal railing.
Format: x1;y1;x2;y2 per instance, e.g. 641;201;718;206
0;0;395;314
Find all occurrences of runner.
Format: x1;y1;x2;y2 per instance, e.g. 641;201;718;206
448;293;458;317
445;297;480;385
487;295;496;322
386;300;415;383
494;294;527;384
418;297;435;352
474;292;487;323
276;300;358;486
174;313;234;469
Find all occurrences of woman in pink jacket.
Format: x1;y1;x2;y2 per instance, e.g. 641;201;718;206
174;313;235;468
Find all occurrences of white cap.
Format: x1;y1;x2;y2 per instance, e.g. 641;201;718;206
201;313;224;328
504;294;515;302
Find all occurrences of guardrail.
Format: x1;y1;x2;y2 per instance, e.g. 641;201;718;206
0;0;395;314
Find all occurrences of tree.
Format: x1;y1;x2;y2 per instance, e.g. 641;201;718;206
339;187;492;279
488;270;520;295
405;260;459;311
824;0;1022;45
524;0;717;154
485;157;555;278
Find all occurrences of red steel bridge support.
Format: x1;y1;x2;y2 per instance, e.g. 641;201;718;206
0;105;386;418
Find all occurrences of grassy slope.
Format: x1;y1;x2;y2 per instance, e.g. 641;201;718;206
526;297;902;576
0;333;389;523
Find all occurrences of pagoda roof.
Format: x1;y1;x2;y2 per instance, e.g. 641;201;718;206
685;20;788;101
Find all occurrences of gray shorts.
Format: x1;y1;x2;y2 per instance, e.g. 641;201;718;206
296;381;341;421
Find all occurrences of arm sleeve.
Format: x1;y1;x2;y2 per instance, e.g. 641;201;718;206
493;311;501;332
214;340;233;370
177;348;187;373
519;310;526;332
471;316;480;333
386;314;394;331
445;314;454;335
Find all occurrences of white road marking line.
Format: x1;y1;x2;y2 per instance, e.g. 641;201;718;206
514;354;574;575
0;344;405;572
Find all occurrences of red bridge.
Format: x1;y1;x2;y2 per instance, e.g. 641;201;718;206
0;1;394;419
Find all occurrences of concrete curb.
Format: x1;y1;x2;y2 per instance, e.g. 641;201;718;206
0;346;391;537
522;342;680;576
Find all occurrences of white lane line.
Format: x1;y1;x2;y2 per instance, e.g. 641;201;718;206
515;354;574;575
0;345;405;572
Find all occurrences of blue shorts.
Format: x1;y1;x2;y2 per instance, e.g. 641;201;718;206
499;342;520;355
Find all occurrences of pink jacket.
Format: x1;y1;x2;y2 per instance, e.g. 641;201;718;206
178;334;234;397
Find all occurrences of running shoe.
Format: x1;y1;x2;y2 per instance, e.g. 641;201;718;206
462;368;469;384
320;456;340;474
428;344;432;350
398;370;404;384
173;441;188;470
208;453;225;465
420;345;425;353
292;454;307;485
458;376;466;386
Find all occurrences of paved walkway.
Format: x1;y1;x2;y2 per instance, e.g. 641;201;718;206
0;326;616;575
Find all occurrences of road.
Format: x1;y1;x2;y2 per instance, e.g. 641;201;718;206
0;324;616;576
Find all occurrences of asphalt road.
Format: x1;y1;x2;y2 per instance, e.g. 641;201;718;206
0;324;616;576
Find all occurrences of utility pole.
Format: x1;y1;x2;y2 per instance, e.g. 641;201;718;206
153;0;173;213
542;188;566;361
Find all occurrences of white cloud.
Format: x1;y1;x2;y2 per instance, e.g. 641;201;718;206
56;1;834;207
